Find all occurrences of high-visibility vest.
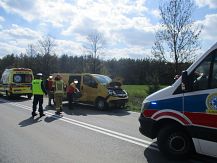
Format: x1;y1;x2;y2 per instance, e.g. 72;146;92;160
32;79;44;95
54;80;64;94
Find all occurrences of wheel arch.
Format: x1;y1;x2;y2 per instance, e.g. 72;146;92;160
95;96;106;103
156;118;196;159
153;118;190;139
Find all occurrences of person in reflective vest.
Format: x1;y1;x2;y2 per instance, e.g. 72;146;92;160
53;74;64;115
32;73;47;117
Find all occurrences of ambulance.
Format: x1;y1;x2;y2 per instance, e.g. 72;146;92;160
0;68;33;99
139;42;217;159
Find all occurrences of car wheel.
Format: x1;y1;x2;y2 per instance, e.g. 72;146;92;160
95;98;107;110
27;94;32;99
6;91;12;99
157;125;194;160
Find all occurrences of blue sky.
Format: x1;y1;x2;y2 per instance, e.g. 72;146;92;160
0;0;217;60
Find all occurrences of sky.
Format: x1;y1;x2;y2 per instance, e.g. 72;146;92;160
0;0;217;60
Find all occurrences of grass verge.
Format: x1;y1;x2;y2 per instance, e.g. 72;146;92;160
122;85;165;112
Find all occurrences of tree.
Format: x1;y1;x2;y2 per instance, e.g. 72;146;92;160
38;35;56;56
152;0;202;74
83;31;105;73
37;35;57;77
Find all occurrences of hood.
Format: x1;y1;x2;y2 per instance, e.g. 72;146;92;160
107;81;122;89
145;86;175;102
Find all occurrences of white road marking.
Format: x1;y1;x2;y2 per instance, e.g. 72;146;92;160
0;98;159;151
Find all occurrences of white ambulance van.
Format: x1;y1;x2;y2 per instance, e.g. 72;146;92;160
139;42;217;160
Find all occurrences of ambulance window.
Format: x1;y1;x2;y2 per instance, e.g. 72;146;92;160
191;54;212;91
211;52;217;88
14;75;22;83
13;74;32;83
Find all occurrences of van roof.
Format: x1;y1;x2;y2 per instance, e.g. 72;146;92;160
7;68;32;71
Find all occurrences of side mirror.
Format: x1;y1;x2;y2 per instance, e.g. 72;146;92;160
181;70;189;91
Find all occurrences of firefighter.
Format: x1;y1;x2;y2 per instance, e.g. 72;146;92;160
67;79;79;109
53;74;64;115
32;73;47;117
45;75;54;106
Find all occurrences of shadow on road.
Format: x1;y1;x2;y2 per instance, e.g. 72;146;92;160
0;96;30;103
44;102;130;117
144;143;217;163
19;117;42;127
44;114;62;123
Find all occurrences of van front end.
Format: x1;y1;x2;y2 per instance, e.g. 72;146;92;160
106;86;128;108
139;99;158;139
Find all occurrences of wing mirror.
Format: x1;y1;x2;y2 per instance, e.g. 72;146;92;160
181;70;190;91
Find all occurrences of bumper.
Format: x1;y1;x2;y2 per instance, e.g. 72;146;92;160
139;113;157;139
108;98;128;107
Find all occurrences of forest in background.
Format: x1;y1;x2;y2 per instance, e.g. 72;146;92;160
0;53;191;85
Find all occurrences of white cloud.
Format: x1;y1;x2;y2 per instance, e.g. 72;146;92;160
195;0;217;8
0;0;161;59
196;14;217;41
0;24;41;41
0;0;76;26
55;39;83;56
0;16;5;22
116;28;155;46
105;46;152;60
151;9;161;18
0;24;42;56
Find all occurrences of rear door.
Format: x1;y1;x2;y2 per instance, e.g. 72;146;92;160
183;49;217;157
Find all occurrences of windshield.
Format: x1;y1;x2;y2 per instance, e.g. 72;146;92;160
92;74;112;85
13;74;32;83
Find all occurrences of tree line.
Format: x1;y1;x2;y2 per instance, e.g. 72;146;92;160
0;53;191;85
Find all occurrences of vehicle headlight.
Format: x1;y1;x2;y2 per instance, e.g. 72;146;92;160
123;90;128;96
108;89;116;96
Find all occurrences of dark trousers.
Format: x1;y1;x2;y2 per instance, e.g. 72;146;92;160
32;95;44;115
47;91;54;106
67;93;74;109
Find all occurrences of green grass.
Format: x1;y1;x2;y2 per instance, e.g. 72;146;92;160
122;85;166;112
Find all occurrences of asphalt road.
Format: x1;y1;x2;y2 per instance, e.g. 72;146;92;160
0;96;216;163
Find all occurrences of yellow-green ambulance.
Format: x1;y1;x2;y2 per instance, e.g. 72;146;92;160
0;68;33;99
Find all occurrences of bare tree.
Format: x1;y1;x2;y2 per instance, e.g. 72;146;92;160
37;35;57;76
152;0;202;74
26;44;37;57
38;35;56;56
83;31;105;73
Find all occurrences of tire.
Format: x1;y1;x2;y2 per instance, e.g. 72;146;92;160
95;98;107;110
6;91;12;99
27;94;32;99
157;125;194;160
